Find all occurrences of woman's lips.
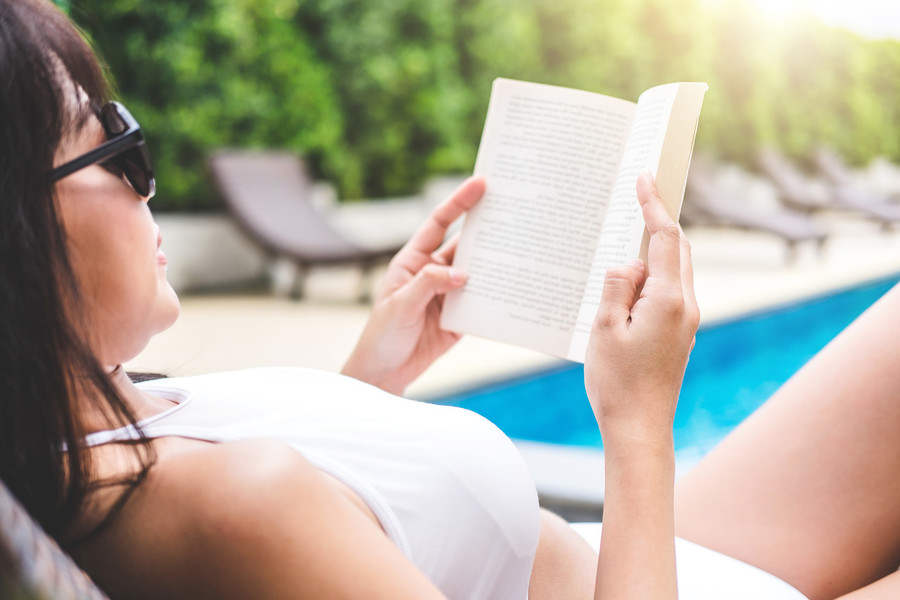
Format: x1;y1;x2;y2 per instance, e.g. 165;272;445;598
156;229;167;265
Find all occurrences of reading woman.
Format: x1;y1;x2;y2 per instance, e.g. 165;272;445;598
0;0;693;597
3;1;897;599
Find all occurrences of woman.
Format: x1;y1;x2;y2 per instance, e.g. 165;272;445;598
14;0;900;598
15;0;900;599
0;0;695;598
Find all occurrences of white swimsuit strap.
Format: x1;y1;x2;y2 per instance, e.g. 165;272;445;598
80;386;194;448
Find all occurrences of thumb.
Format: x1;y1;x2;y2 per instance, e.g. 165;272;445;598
394;264;467;315
594;262;645;330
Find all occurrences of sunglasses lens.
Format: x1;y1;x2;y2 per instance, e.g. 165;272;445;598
116;147;154;198
102;104;155;198
102;104;128;136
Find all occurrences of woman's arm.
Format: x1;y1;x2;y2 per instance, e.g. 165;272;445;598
585;172;699;599
342;177;485;395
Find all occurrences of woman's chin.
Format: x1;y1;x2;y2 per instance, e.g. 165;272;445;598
160;284;181;329
147;281;181;342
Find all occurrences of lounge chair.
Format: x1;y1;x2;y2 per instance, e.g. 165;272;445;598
759;149;900;230
813;147;863;189
208;150;403;301
814;147;900;204
685;158;828;262
865;156;900;201
0;478;109;599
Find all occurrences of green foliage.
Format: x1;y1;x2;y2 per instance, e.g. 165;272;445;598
291;0;477;197
68;0;900;211
72;0;345;210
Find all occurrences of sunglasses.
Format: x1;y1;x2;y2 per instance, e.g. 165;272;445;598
50;101;156;199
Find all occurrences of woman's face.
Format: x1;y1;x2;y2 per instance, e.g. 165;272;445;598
54;113;179;368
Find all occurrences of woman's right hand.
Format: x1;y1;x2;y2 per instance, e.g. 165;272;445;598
584;171;699;447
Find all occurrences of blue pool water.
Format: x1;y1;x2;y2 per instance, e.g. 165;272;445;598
435;275;899;454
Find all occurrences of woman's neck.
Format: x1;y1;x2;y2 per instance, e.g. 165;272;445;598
79;366;175;433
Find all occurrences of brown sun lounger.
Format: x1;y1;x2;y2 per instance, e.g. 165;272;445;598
760;148;900;230
685;158;828;261
813;147;863;189
814;146;900;209
208;150;403;300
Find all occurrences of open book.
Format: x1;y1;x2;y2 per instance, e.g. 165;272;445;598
440;78;707;362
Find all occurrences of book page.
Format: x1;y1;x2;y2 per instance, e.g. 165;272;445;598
441;78;636;358
567;82;707;361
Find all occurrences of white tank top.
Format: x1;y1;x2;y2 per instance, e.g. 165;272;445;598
84;367;540;600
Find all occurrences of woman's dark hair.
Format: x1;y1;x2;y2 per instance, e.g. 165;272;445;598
0;0;153;542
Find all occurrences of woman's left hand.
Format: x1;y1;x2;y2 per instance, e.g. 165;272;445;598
341;177;485;395
585;172;699;446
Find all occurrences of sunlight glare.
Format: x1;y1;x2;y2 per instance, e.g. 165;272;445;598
699;0;900;40
754;0;802;21
808;0;900;40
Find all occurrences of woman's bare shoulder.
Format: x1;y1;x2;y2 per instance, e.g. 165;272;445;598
154;437;323;518
75;439;317;595
152;437;324;507
79;438;445;600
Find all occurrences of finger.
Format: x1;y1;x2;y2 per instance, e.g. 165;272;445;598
394;263;468;316
637;171;681;284
637;171;676;233
594;262;646;331
433;231;461;265
678;226;699;317
403;176;485;259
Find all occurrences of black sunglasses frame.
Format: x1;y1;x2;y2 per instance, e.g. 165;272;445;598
50;101;156;199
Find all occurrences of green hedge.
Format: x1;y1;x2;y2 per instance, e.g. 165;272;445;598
67;0;900;211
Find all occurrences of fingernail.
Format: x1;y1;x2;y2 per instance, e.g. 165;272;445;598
627;258;644;268
449;268;467;284
639;170;655;185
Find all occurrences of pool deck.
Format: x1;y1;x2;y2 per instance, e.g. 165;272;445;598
127;210;900;514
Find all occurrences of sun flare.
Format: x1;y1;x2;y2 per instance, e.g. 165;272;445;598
754;0;802;21
700;0;900;39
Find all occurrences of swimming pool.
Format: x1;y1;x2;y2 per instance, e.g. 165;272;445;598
435;275;900;455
